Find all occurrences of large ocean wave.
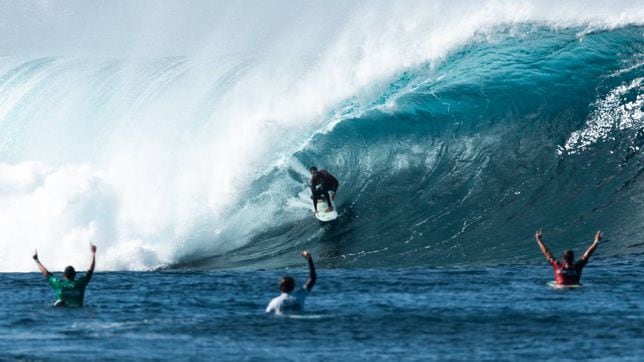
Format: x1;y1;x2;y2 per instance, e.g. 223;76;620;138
1;1;643;271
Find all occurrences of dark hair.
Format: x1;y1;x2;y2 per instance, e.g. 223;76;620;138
309;166;317;172
64;266;76;280
563;250;574;264
280;276;295;293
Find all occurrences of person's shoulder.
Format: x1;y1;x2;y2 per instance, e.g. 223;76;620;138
269;293;287;304
577;258;589;267
548;257;558;266
323;170;337;180
77;274;91;286
266;294;285;313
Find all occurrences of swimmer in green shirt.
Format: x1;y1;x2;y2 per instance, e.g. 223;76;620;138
33;243;97;307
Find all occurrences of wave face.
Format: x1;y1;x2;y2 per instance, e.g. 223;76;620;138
1;1;643;271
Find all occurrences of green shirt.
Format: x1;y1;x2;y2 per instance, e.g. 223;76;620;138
48;274;91;307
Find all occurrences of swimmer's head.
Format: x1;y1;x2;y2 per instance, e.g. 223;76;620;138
562;250;574;264
280;276;295;293
309;166;317;174
63;266;76;280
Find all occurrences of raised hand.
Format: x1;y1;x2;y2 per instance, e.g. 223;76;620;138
594;230;602;243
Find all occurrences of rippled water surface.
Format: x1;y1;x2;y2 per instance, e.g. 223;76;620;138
3;257;643;360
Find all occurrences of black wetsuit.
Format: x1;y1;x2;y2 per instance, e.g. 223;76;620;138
310;170;339;212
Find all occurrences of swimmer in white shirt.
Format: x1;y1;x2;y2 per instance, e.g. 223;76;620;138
266;250;317;315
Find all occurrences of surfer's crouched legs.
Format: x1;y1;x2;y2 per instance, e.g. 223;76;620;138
312;187;333;212
321;187;333;212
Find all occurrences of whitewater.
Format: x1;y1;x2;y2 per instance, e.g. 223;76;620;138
1;0;643;272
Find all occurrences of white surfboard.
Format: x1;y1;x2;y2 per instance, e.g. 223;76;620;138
547;281;581;289
314;198;338;222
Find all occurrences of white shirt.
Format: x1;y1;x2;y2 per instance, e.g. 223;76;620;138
265;286;309;315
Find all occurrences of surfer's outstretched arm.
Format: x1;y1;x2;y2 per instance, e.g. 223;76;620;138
581;230;602;262
302;251;316;291
535;230;554;262
32;250;52;278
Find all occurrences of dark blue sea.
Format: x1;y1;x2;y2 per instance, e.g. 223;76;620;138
1;1;644;360
3;258;644;360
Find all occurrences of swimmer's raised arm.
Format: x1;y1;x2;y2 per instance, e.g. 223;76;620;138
535;229;554;262
302;251;316;291
581;230;602;262
85;243;97;282
32;250;52;278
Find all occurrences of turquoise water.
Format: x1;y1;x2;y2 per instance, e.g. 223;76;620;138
0;18;642;273
3;258;643;360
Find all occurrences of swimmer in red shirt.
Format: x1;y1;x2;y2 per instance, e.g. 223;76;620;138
535;229;602;285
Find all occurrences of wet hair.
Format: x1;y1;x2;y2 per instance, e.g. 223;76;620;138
63;266;76;280
309;166;318;172
280;276;295;293
562;250;574;264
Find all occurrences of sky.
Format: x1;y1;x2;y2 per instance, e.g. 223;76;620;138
0;0;355;57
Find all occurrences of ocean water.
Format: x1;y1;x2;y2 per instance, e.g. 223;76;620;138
1;0;644;360
3;258;643;360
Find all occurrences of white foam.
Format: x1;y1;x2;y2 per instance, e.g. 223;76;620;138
560;77;643;156
0;162;167;271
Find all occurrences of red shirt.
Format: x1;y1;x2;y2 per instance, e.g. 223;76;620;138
549;258;587;285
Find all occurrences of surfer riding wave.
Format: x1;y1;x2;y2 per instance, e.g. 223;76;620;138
309;166;339;214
